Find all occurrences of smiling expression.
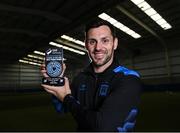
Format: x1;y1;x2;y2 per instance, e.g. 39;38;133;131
85;25;118;70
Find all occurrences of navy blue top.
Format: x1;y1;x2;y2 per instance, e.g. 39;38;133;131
53;60;142;131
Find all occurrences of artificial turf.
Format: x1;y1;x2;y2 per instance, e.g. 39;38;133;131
0;91;179;131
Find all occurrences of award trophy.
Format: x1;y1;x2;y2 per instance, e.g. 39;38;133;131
42;48;65;86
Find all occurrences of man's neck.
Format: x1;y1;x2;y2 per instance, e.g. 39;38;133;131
93;59;113;73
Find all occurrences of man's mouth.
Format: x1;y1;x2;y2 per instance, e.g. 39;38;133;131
94;52;104;59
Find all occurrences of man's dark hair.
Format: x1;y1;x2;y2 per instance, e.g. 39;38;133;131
85;19;116;38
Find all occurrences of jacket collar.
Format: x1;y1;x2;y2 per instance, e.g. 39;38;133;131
83;58;120;77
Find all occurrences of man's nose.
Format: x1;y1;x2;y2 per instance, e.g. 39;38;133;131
95;41;102;50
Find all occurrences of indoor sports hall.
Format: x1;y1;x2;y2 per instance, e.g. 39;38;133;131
0;0;179;131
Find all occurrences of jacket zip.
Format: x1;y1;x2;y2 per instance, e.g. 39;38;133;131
93;74;99;109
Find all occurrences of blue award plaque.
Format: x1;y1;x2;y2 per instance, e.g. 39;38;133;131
46;61;62;77
42;48;64;86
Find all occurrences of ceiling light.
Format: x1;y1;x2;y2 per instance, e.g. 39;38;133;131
160;23;172;30
144;8;157;16
49;41;86;55
131;33;141;38
34;50;45;56
126;30;135;35
156;18;167;25
98;13;111;20
108;17;118;25
120;26;130;32
27;54;44;60
55;38;86;52
98;13;141;39
130;0;144;5
114;22;124;28
19;59;41;66
130;0;172;30
137;1;150;11
61;35;85;46
150;14;162;21
23;57;43;64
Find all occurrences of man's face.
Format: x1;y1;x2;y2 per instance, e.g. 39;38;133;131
85;25;118;67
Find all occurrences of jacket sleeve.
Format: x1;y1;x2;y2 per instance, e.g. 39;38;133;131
63;75;142;131
51;77;77;113
51;95;67;113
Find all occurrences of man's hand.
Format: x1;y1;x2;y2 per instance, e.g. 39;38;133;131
41;77;71;102
40;63;69;101
40;64;48;78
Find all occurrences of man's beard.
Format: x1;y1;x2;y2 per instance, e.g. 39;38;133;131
92;51;113;67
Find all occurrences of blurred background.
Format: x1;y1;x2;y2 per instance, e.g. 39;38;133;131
0;0;180;131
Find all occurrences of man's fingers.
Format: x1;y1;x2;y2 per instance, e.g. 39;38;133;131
60;63;66;77
40;64;45;71
40;63;49;78
42;84;56;90
41;84;57;95
64;77;71;94
44;88;56;96
40;63;45;68
41;70;49;78
41;84;64;91
64;77;69;86
63;63;66;71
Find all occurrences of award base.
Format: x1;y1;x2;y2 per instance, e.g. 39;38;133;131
42;77;65;86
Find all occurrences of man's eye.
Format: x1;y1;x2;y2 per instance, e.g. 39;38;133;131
88;40;96;45
102;39;109;44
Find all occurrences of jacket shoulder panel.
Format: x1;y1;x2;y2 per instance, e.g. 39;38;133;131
113;66;140;78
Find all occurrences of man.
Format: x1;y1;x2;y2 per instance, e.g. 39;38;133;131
41;19;142;131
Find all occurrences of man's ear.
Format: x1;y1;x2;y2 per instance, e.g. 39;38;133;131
114;37;118;50
85;44;88;51
84;40;88;49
